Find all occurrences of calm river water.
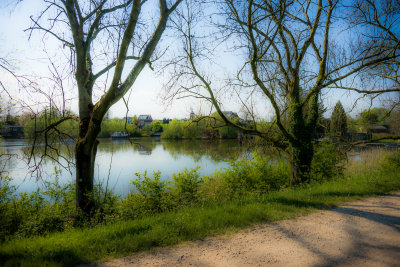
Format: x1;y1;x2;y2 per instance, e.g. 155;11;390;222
1;138;251;196
2;138;389;196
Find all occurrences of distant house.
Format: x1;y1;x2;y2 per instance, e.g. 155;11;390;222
368;124;389;134
138;115;153;127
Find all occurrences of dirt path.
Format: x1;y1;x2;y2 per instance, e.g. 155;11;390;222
100;193;400;267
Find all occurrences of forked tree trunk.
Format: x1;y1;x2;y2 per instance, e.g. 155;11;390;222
57;0;182;216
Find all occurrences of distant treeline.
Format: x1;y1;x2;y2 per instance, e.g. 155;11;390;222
2;105;399;140
20;110;243;140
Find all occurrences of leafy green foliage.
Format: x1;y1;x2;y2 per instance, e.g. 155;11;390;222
150;121;163;133
381;149;400;171
24;108;78;139
182;121;204;139
161;118;239;139
127;171;172;216
219;153;289;195
161;119;184;139
23;110;146;139
98;118;137;138
360;107;388;124
0;169;120;241
218;126;238;139
310;141;345;181
0;173;75;241
172;166;201;206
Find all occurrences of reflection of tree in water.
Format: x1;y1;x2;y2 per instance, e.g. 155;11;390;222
14;138;285;178
21;140;75;179
97;139;157;154
137;143;152;155
1;146;21;176
95;139;251;162
161;139;252;162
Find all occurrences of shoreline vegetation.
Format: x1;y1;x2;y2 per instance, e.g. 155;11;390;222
1;106;392;141
18;115;400;145
23;116;241;140
0;146;399;266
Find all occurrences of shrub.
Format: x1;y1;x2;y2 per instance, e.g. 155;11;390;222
198;173;231;203
0;171;121;240
0;176;17;240
381;149;400;171
182;121;203;139
127;171;172;217
310;141;345;181
161;119;183;139
218;126;238;139
220;153;289;196
172;166;201;206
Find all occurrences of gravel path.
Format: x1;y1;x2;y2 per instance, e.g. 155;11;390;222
100;193;400;267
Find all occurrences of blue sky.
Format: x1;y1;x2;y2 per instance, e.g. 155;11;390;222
0;0;390;121
0;0;201;119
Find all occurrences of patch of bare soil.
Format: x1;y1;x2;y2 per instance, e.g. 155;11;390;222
98;193;400;266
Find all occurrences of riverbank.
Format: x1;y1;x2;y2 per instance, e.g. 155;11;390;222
101;192;400;266
1;149;399;266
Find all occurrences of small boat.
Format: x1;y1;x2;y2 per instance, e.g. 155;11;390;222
111;132;129;139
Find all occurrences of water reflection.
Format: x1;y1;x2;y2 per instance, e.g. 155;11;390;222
3;138;391;196
1;138;248;196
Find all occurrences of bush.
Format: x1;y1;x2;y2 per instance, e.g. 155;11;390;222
198;174;231;203
0;171;121;240
182;121;204;139
218;126;238;139
381;149;400;171
127;171;172;217
152;121;163;133
0;176;17;240
310;141;345;181
172;166;201;206
220;153;289;196
161;119;184;139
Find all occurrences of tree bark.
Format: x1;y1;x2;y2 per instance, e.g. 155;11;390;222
75;117;101;214
288;95;314;186
289;140;314;186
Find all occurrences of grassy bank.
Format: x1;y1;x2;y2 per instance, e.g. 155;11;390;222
1;149;399;266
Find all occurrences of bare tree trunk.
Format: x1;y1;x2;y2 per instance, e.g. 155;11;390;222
75;140;98;214
75;117;101;214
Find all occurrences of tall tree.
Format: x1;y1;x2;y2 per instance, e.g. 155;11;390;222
330;101;347;139
28;0;182;214
166;0;399;185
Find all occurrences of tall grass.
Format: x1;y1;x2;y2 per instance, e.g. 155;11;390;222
0;148;399;266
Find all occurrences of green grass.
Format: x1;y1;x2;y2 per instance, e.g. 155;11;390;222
1;154;399;267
